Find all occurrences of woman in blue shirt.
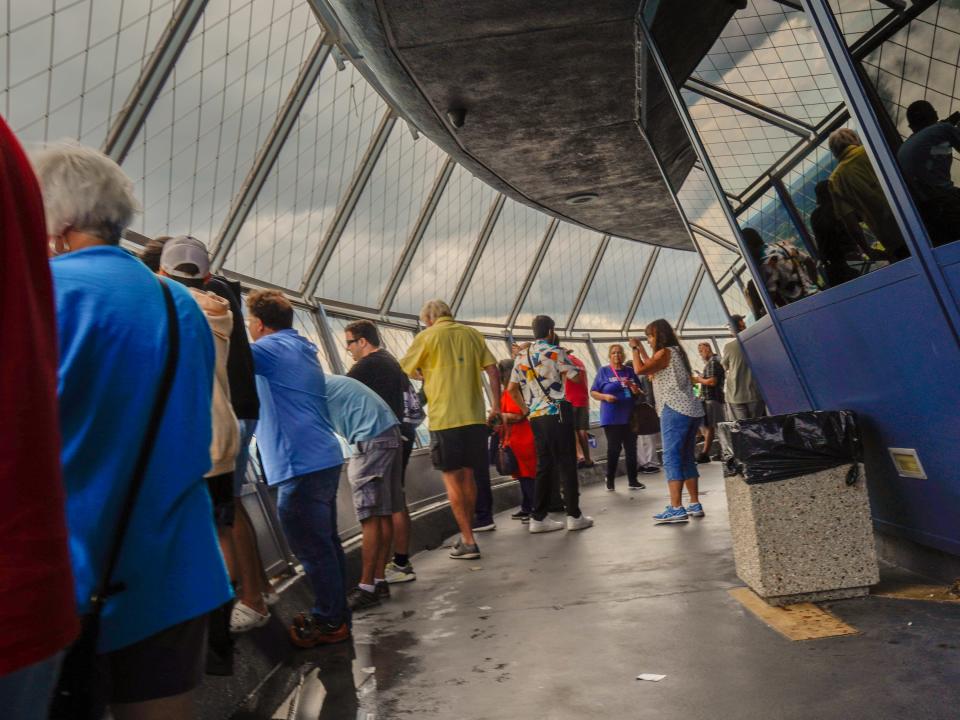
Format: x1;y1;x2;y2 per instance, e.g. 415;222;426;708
590;344;644;491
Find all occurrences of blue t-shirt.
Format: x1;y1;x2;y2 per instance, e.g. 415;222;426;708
323;374;399;444
591;364;639;426
251;329;343;484
51;246;232;652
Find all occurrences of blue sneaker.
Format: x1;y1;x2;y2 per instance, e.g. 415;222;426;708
653;505;689;523
686;502;705;518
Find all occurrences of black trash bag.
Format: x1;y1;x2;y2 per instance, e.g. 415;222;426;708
717;410;862;485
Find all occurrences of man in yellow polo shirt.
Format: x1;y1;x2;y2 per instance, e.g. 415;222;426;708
400;299;500;560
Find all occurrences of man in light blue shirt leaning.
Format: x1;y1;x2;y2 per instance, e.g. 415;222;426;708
323;374;405;612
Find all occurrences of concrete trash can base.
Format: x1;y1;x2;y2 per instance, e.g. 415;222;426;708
725;462;879;606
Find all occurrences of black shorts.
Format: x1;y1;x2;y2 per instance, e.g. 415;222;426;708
206;472;235;527
103;613;208;703
401;435;414;485
430;424;488;472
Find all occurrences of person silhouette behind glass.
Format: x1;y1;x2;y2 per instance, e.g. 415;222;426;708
896;100;960;247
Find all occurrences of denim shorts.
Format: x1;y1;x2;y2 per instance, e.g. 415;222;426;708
660;405;701;482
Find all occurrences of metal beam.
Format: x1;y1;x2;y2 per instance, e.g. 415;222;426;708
677;265;706;333
301;110;397;298
684;78;816;139
314;303;346;374
566;235;610;331
103;0;208;162
210;37;330;271
450;195;505;315
378;157;455;314
689;223;741;253
621;246;660;334
638;15;818;409
771;177;818;260
506;218;559;330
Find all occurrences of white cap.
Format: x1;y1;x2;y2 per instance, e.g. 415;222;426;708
160;235;210;279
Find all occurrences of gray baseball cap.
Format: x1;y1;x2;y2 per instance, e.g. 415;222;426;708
160;235;210;279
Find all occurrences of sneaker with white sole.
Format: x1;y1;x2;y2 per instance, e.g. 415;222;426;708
230;601;270;633
472;522;496;532
385;560;416;583
566;514;594;531
653;505;689;523
263;590;281;607
449;539;481;559
529;517;564;534
686;502;705;518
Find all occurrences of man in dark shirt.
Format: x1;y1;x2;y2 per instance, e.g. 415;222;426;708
345;320;417;584
897;100;960;246
692;342;725;464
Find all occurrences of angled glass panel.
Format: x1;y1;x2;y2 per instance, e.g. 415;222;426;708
721;273;757;322
316;126;447;306
692;0;843;125
226;62;387;288
2;0;177;146
391;164;499;315
683;89;800;195
631;248;701;328
693;231;742;282
576;238;653;331
458;198;550;325
516;223;603;329
122;0;320;243
684;276;730;329
292;306;332;371
677;167;737;243
829;0;895;45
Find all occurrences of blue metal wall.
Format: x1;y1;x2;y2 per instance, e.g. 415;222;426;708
741;256;960;555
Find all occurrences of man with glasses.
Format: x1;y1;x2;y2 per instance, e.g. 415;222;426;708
343;320;417;584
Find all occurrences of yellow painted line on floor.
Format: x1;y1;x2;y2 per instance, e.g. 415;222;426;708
872;582;960;604
729;587;859;641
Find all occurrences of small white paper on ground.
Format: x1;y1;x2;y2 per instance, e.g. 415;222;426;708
478;606;492;610
636;674;666;682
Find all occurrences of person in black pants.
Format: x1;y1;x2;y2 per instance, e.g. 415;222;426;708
507;315;594;533
590;344;644;492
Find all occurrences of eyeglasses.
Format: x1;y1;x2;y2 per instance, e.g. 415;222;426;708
345;338;359;348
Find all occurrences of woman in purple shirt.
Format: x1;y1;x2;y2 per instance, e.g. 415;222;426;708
590;344;644;492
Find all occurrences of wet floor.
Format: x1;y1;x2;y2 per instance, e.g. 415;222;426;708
251;464;960;720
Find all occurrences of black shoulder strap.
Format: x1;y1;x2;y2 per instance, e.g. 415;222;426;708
90;278;180;612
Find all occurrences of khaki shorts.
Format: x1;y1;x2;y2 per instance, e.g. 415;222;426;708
349;426;405;520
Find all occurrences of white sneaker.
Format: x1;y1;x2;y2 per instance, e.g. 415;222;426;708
566;514;594;531
263;590;281;607
230;601;270;633
472;522;497;532
529;517;564;534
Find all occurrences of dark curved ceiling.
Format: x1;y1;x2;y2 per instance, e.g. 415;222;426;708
320;1;736;250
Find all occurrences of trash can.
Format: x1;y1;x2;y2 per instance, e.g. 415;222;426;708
719;411;879;606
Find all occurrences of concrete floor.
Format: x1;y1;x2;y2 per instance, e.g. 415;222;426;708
256;464;960;720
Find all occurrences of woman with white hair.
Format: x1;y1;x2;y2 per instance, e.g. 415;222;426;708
826;128;907;262
35;143;232;719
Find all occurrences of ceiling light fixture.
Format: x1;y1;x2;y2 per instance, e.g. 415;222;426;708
565;192;599;206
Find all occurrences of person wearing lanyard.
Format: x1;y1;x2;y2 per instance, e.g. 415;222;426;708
590;345;644;492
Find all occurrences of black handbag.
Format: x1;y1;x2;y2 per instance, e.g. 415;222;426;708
630;396;660;436
494;426;520;476
49;279;180;720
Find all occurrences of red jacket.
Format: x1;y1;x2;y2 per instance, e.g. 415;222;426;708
0;116;79;674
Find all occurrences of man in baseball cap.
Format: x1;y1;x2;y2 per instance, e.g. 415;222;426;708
159;235;210;283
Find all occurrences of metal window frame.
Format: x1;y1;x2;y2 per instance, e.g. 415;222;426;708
378;157;456;313
102;0;209;163
566;235;610;331
301;110;398;298
800;0;960;342
683;77;817;139
637;13;817;409
506;218;559;330
313;303;346;374
210;36;332;270
450;194;506;315
621;246;660;333
676;265;706;333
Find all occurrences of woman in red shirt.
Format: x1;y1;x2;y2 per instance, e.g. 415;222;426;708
498;359;537;521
